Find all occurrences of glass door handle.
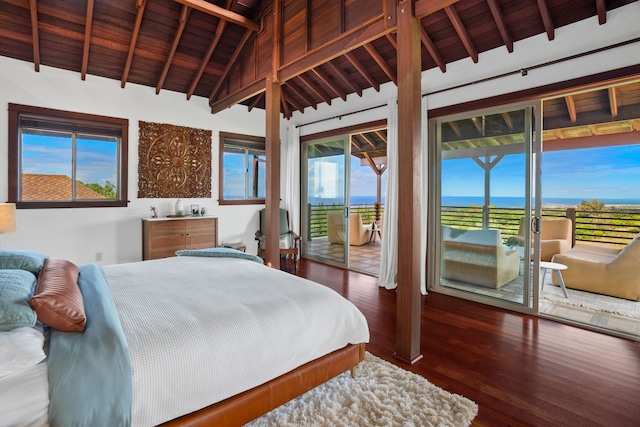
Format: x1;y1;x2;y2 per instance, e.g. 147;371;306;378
532;216;540;234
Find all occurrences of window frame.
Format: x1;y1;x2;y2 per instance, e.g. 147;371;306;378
219;131;266;205
8;103;129;209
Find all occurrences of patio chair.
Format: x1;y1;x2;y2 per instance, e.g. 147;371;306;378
552;233;640;301
255;208;299;274
516;218;572;261
326;212;371;246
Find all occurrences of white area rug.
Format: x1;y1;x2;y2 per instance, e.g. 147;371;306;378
247;352;478;427
541;282;640;319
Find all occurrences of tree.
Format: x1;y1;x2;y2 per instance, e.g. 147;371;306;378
578;199;605;211
83;180;117;199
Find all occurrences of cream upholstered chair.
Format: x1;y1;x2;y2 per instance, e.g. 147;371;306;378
326;212;344;244
349;213;370;246
517;218;572;261
552;234;640;301
326;212;370;246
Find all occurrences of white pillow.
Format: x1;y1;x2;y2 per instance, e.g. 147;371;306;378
0;326;46;378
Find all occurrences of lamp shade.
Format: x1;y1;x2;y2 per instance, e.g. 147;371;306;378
0;203;17;234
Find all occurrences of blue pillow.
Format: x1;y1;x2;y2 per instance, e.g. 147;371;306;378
176;247;264;264
0;250;47;275
0;269;38;331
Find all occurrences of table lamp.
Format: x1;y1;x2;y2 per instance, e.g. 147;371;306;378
0;203;17;234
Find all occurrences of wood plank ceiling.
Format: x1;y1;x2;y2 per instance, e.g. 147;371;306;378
1;0;638;153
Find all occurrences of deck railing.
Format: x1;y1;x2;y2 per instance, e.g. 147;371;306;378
442;206;640;247
309;204;640;248
308;204;383;239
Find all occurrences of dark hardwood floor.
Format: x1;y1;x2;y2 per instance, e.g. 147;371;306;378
297;259;640;427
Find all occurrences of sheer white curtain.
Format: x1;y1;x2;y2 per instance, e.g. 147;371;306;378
378;98;428;294
420;96;428;295
283;125;301;234
378;99;398;290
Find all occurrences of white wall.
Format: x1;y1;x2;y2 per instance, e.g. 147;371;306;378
0;57;266;264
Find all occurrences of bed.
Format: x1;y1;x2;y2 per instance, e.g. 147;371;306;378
0;248;370;426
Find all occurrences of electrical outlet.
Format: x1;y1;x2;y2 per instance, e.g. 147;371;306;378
95;252;103;262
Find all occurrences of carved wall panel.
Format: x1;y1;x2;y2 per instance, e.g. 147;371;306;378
138;121;212;198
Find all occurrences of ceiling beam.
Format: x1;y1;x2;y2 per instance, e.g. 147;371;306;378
375;130;388;143
486;0;513;53
536;0;555;40
121;0;146;88
345;51;380;92
297;73;332;105
420;26;446;72
210;78;265;114
173;0;260;32
280;91;291;118
285;79;317;110
364;43;397;85
471;117;483;134
248;92;264;112
312;67;347;101
327;61;363;97
281;85;306;113
386;33;397;49
445;5;478;63
565;95;577;122
157;5;190;94
608;87;618;118
414;0;461;19
187;0;232;100
187;20;226;100
81;0;94;80
359;133;377;149
596;0;607;25
29;0;40;72
208;28;253;103
501;112;514;130
448;121;462;137
278;15;391;82
544;130;640;152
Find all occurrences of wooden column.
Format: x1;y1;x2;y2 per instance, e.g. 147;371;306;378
264;78;281;270
264;0;282;270
395;0;423;364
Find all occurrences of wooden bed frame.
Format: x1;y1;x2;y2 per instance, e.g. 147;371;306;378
162;343;366;426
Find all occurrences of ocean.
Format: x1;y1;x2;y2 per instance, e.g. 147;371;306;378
310;195;640;208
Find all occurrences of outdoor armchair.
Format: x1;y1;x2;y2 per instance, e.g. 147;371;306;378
517;218;572;261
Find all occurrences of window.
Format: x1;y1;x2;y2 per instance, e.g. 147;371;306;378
219;132;265;205
8;104;128;208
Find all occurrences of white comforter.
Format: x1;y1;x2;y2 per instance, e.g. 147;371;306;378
103;256;369;426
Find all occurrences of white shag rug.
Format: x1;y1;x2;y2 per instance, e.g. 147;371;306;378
247;352;478;427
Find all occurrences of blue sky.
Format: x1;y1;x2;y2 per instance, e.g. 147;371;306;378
25;133;639;202
443;144;640;201
22;134;117;185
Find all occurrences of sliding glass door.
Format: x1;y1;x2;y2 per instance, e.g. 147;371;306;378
301;137;349;268
432;102;542;311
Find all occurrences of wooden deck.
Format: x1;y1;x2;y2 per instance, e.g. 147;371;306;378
297;259;640;427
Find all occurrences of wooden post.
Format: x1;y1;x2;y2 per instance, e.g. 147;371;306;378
264;78;281;270
264;0;282;270
395;0;422;364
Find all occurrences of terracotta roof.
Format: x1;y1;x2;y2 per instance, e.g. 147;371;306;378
22;174;105;200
